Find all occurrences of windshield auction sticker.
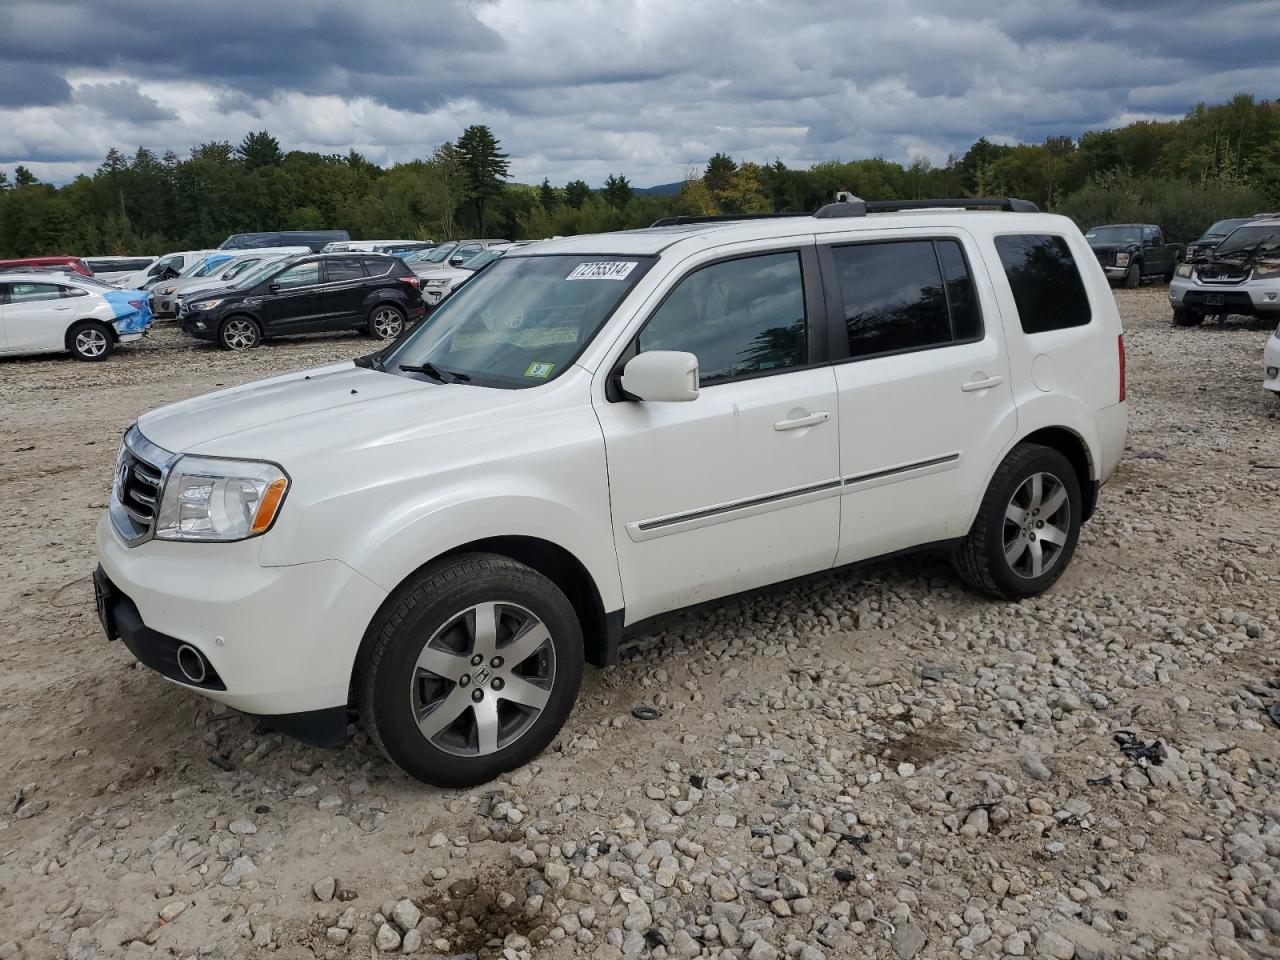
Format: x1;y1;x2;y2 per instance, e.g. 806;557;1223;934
566;261;637;281
524;362;555;379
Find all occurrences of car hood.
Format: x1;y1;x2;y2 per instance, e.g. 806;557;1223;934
414;265;468;281
136;361;528;462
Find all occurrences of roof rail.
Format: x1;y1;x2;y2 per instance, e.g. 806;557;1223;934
814;197;1039;218
649;213;807;227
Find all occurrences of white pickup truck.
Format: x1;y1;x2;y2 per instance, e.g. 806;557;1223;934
94;198;1128;786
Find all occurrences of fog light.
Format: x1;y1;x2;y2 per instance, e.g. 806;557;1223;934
195;321;206;330
1268;293;1278;301
1268;366;1279;379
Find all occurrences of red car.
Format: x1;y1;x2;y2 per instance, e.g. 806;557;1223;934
0;256;92;277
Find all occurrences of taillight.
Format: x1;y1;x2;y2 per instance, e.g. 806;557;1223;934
398;275;421;289
128;299;145;310
1118;334;1126;402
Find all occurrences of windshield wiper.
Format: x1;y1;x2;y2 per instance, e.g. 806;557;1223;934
399;362;471;384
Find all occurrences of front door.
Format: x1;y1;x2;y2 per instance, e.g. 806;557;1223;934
817;232;1018;565
259;260;322;332
594;246;841;623
0;281;75;354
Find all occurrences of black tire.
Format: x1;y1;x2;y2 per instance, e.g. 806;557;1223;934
1172;308;1203;327
218;316;261;351
367;304;405;341
953;443;1083;600
67;321;114;361
1123;262;1141;288
356;553;583;787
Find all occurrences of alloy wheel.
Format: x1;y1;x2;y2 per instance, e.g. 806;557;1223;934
75;328;108;358
223;319;258;350
1003;471;1071;579
409;601;556;757
372;308;403;339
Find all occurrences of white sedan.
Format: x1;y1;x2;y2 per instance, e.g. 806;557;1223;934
0;273;153;361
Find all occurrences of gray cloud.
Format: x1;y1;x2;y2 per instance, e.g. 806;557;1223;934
0;0;1277;186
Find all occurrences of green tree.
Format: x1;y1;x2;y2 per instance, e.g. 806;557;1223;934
14;165;38;187
237;130;284;171
453;124;510;234
704;152;737;194
0;171;9;191
563;179;591;208
538;177;558;210
602;174;633;209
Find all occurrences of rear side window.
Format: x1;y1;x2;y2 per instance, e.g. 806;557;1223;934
8;282;63;303
994;234;1091;334
325;258;365;282
638;251;807;386
830;239;983;360
364;257;394;276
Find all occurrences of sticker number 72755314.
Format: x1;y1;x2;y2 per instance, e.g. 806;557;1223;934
566;261;637;281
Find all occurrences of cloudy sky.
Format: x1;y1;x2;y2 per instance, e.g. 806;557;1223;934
1;0;1277;187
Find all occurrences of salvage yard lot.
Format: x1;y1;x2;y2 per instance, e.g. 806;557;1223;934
1;290;1278;960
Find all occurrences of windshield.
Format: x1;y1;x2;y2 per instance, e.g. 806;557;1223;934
221;258;263;279
1084;226;1141;245
74;275;118;289
461;249;505;271
1204;218;1249;239
230;259;287;289
1214;224;1280;257
192;256;235;278
383;254;653;389
418;242;458;264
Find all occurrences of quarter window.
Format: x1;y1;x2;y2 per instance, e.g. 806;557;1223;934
993;234;1091;334
326;258;365;283
272;262;320;290
637;252;807;386
831;239;983;359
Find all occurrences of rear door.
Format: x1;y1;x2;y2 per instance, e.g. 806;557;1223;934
1;281;76;354
319;257;369;326
818;230;1018;564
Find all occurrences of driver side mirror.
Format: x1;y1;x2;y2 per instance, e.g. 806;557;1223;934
621;351;699;402
269;281;281;292
449;256;465;267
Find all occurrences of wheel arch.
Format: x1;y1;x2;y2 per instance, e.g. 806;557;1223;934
1016;425;1097;520
64;318;114;350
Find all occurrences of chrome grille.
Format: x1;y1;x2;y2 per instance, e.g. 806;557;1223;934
109;426;178;546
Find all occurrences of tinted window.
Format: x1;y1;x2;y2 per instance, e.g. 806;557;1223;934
9;282;63;303
638;252;806;386
832;240;951;358
272;262;320;290
993;234;1091;334
326;258;365;282
364;258;394;276
937;240;982;342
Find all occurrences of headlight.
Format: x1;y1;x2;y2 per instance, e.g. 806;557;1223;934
425;279;449;287
1175;263;1192;278
1253;259;1280;279
191;299;223;310
158;286;176;295
155;456;289;542
1115;253;1130;267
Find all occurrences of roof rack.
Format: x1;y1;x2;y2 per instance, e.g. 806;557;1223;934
649;213;807;227
814;197;1039;218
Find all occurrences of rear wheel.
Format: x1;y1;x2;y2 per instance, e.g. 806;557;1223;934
368;304;405;341
1172;308;1203;327
953;444;1083;599
219;316;261;350
357;553;583;787
1123;262;1141;288
67;321;113;361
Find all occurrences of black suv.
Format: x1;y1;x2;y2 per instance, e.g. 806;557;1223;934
178;254;425;350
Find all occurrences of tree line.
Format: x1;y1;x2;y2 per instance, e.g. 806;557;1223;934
2;93;1278;258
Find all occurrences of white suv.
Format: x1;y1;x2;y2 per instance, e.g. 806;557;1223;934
94;199;1128;787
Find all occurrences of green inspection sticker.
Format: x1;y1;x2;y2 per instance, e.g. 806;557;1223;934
524;361;555;379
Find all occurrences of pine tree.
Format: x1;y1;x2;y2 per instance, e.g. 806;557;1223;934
538;178;558;210
704;153;737;194
602;174;633;209
14;165;38;187
453;125;510;234
237;131;283;171
564;179;591;209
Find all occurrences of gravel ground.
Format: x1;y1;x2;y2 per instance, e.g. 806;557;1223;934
1;291;1278;960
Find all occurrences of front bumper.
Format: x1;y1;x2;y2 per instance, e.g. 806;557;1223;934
1169;276;1280;315
95;514;387;718
1265;332;1280;394
1103;266;1129;279
177;310;219;341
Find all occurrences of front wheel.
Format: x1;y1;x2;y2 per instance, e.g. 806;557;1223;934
368;304;405;341
1123;262;1141;288
953;444;1083;600
68;321;113;361
219;316;261;350
357;554;583;787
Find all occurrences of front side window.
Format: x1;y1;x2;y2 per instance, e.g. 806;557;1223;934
637;252;806;386
152;256;183;275
832;239;981;359
994;234;1091;334
272;262;320;290
8;282;63;303
384;255;653;389
326;258;365;283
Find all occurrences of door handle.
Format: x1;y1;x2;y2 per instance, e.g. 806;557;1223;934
961;375;1003;393
53;305;71;311
774;411;830;431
